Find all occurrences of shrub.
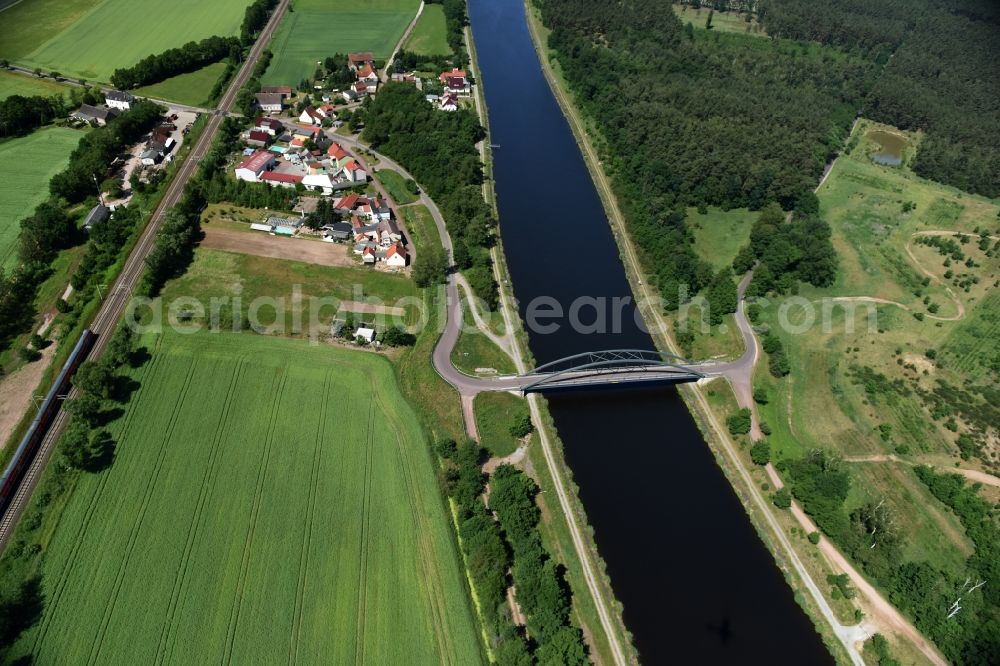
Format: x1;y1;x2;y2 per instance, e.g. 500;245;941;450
750;441;770;465
726;408;752;436
772;488;791;509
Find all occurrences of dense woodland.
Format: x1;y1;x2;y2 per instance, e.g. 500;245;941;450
361;84;498;306
0;94;67;138
761;0;1000;197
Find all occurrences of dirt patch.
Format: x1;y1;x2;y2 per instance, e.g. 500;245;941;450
0;344;56;449
902;353;935;374
337;300;404;317
200;226;356;268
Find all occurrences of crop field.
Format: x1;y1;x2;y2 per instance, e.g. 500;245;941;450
134;62;228;106
0;127;82;268
0;70;72;101
262;0;419;86
404;3;451;55
8;0;248;83
11;331;482;664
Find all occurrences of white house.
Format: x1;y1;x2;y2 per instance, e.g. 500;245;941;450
298;106;324;125
355;327;377;343
440;93;458;112
356;64;379;85
105;90;133;111
339;159;367;183
302;173;336;195
255;92;283;113
385;242;408;268
234;150;276;182
255;117;283;136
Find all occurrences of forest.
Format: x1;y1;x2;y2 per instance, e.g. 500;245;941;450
761;0;1000;197
0;94;67;138
534;0;864;307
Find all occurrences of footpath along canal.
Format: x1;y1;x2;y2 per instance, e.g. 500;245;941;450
468;0;834;663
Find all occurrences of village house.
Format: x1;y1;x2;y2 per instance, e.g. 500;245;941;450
321;222;353;241
356;64;379;86
247;129;270;147
384;242;408;267
355;327;377;343
341;89;359;103
302;173;338;195
255;117;284;136
255;92;283;113
351;80;375;97
298;105;325;125
234;150;276;182
74;104;119;126
439;68;471;95
340;159;367;183
440;93;458;112
348;52;375;72
105;90;133;111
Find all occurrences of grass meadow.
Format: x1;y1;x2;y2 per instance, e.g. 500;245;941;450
671;3;765;36
6;0;248;82
134;62;229;107
262;0;419;86
473;392;526;458
11;331;483;664
403;3;451;55
375;168;418;204
450;326;516;377
0;70;72;101
746;119;1000;572
0;127;83;268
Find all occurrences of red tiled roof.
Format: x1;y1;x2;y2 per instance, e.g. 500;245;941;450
387;242;406;258
337;193;361;209
248;130;268;142
261;171;304;184
343;160;362;171
236;151;273;173
439;68;466;83
357;64;375;78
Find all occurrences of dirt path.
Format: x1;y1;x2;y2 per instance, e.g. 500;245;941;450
482;441;529;475
200;226;356;268
845;454;1000;489
382;0;424;81
0;345;56;449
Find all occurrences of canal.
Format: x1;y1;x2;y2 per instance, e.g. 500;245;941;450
467;0;834;663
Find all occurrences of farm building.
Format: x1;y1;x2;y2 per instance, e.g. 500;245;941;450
261;171;303;188
140;149;161;166
83;204;110;231
348;52;375;71
259;85;293;98
355;327;376;343
105;89;133;110
74;104;119;126
235;151;276;182
247;130;270;147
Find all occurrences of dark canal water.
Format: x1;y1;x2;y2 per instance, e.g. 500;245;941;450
468;0;833;663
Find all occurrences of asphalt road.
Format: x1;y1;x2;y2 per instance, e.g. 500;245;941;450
0;0;291;551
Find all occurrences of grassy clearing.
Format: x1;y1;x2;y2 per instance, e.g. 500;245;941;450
9;331;483;664
473;392;526;457
153;246;420;332
404;3;451;56
262;0;419;86
688;206;756;271
134;62;228;107
450;327;516;376
375;168;417;204
0;127;83;269
0;70;72;101
11;0;247;82
747;119;1000;576
672;3;765;36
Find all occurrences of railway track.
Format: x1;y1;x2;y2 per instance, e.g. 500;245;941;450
0;0;291;551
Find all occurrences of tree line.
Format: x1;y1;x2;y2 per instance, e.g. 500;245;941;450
240;0;280;46
0;93;67;137
361;84;498;306
110;36;238;90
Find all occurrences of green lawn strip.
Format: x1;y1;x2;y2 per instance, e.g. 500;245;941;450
450;327;516;376
134;62;228;107
375;168;417;204
688;205;756;271
5;330;482;664
13;0;247;83
403;3;451;56
0;70;73;101
472;392;524;457
261;1;419;86
0;126;85;269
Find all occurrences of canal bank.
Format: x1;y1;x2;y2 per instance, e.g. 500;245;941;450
467;0;839;663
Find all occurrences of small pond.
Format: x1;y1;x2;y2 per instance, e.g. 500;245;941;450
868;129;907;166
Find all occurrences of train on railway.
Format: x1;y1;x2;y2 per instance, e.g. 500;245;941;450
0;329;96;516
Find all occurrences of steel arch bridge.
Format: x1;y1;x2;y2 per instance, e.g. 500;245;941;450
518;349;707;393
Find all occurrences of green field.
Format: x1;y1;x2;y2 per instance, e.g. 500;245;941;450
134;62;228;106
473;392;526;458
0;127;82;268
375;168;418;204
262;0;419;86
450;327;516;377
687;206;755;270
7;0;248;83
0;70;72;101
11;331;483;664
672;3;765;36
403;4;451;56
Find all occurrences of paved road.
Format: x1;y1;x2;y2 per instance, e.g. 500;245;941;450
0;0;291;551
